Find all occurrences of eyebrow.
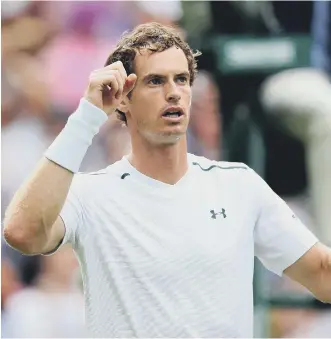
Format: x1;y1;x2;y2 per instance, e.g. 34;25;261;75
142;71;190;82
176;72;190;78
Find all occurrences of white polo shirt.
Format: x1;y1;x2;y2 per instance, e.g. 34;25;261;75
59;153;317;337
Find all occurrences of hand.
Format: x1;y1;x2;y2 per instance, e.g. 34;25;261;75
84;61;137;115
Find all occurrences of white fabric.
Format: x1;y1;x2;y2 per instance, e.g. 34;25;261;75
57;154;317;337
45;98;108;173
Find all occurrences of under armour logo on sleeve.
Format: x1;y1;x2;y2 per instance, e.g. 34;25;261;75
210;209;227;219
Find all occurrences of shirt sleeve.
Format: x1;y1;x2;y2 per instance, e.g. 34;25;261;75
251;168;318;276
43;174;84;255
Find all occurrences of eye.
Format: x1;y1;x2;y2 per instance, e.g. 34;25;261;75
148;77;162;85
177;76;189;84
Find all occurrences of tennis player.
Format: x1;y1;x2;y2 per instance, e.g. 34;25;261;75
4;22;331;337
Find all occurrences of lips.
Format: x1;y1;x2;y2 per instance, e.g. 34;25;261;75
161;106;184;118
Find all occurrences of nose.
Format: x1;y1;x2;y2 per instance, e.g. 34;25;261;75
165;82;181;102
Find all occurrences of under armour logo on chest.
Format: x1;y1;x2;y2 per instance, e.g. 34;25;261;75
210;209;227;219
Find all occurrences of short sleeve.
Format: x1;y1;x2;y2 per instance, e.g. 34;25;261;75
251;169;318;276
59;174;84;248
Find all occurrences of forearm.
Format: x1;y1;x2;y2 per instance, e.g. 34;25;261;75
3;158;74;253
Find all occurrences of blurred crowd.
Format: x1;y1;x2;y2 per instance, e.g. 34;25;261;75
1;1;330;338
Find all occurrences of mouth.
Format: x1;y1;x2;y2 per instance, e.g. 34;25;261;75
161;107;184;122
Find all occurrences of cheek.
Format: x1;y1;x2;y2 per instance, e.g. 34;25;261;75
132;89;158;110
130;103;154;125
129;95;146;120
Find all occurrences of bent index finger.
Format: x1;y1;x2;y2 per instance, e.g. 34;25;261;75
105;60;125;73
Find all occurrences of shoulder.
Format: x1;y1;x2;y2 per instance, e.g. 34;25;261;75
70;159;127;193
188;153;250;176
188;153;264;190
188;154;270;207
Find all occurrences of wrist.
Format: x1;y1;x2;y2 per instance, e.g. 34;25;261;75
45;98;108;173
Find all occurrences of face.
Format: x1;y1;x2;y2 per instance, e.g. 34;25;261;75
123;46;192;145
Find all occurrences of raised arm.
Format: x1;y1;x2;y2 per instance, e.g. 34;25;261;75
3;61;136;255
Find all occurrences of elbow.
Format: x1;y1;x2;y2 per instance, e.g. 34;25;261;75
3;223;44;255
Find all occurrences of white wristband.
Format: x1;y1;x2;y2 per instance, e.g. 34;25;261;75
45;98;108;173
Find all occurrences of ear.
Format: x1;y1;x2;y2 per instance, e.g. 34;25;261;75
117;96;130;114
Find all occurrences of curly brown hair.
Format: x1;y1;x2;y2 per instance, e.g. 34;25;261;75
104;22;201;125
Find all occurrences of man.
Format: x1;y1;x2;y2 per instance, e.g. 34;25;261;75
3;22;331;337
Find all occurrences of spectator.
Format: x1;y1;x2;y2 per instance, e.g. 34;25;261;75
311;1;331;75
41;2;131;115
3;246;85;338
187;71;222;160
1;57;52;214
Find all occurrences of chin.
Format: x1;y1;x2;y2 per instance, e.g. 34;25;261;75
160;134;182;145
145;129;185;146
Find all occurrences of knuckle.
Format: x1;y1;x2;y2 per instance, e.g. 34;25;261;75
120;65;127;75
108;74;116;82
89;76;98;87
90;69;100;76
112;78;119;88
107;61;122;69
115;62;127;75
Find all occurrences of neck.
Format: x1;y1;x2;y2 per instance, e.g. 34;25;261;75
128;135;188;185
